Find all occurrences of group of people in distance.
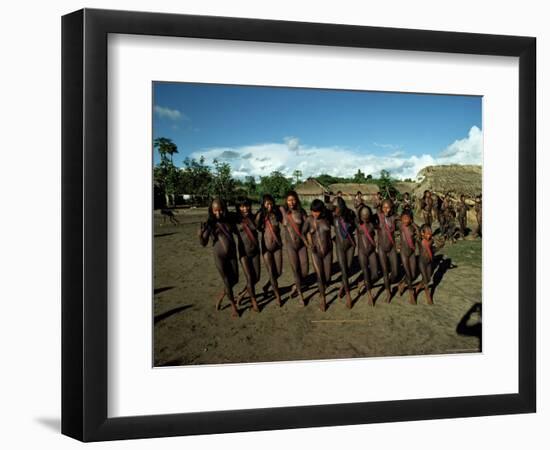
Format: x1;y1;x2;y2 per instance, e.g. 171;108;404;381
198;189;482;318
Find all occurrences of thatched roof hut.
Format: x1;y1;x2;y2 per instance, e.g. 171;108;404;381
328;183;379;197
394;181;418;195
414;164;482;199
328;183;379;205
295;178;331;202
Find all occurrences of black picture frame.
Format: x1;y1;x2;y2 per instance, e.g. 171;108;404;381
62;8;536;442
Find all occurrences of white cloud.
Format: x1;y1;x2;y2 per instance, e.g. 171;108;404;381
189;126;482;181
154;105;186;121
438;125;482;164
374;142;400;151
284;136;300;152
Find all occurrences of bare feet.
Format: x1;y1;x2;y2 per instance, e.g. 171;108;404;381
215;291;225;311
425;288;434;305
384;288;392;304
345;291;352;309
290;284;298;298
408;290;416;305
367;289;374;307
236;287;247;306
251;298;260;313
338;286;345;300
230;304;239;318
319;295;327;312
299;292;306;307
398;281;406;296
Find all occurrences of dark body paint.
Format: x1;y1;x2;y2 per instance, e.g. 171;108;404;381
303;214;333;310
377;211;400;301
416;237;442;305
421;195;434;226
356;215;379;305
399;222;419;294
235;212;261;311
280;205;309;303
198;215;239;316
256;208;284;305
332;206;356;308
456;199;468;237
474;198;482;237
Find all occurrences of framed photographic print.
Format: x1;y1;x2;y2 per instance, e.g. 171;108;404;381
61;8;536;442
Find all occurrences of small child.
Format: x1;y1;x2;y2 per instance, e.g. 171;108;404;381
415;224;444;305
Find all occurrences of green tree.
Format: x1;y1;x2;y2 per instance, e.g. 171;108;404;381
180;156;213;204
153;137;178;164
316;173;348;186
377;169;398;199
210;159;236;200
153;137;180;206
244;176;257;197
259;171;293;199
292;169;303;185
353;169;367;183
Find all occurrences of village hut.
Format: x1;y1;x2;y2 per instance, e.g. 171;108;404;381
414;165;482;199
414;164;482;224
394;181;418;196
328;183;379;205
295;178;331;203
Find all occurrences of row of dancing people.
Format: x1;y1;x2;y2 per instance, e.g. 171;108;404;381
367;190;482;241
198;191;446;317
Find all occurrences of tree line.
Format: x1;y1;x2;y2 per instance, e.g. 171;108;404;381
154;137;404;208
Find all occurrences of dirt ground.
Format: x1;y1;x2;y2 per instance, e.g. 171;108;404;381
153;207;482;366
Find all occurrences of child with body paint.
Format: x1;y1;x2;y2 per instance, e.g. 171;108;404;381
416;224;445;304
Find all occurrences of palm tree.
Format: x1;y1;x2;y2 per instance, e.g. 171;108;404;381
293;169;303;185
153;137;179;206
153;137;178;164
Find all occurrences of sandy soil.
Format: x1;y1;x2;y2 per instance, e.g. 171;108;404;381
153;207;482;366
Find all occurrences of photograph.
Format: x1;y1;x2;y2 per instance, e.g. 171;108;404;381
152;82;483;366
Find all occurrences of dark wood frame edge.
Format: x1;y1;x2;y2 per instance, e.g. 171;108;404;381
61;8;536;442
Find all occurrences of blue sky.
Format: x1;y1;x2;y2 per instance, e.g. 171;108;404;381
153;82;482;180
